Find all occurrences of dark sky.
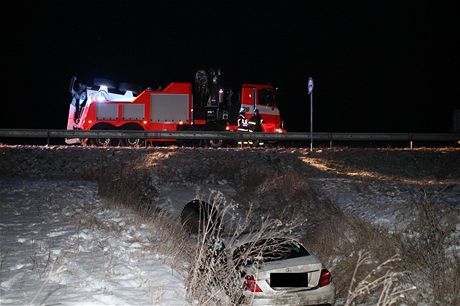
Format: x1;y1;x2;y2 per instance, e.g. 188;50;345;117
3;0;459;132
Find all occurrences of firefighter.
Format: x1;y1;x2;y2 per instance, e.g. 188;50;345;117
238;108;249;132
248;109;264;146
248;109;263;132
237;108;249;146
71;82;87;124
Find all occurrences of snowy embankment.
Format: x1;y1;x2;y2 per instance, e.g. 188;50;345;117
309;177;460;232
0;179;188;306
1;145;459;305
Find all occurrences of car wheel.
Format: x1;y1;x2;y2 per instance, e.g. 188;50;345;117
181;203;200;233
180;200;222;234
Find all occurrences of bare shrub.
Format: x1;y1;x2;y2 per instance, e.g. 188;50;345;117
344;251;415;306
99;179;194;275
309;187;459;305
146;209;194;273
396;189;459;305
256;169;317;203
27;239;70;306
236;168;324;229
98;160;160;217
300;199;412;304
28;261;67;306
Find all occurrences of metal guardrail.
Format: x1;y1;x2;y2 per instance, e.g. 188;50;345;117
0;129;458;146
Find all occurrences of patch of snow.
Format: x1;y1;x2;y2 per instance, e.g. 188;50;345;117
308;177;460;233
47;230;69;238
0;179;188;306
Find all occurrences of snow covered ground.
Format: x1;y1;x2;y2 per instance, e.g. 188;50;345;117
0;179;188;306
308;177;460;232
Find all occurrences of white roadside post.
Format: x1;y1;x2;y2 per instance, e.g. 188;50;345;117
308;77;314;151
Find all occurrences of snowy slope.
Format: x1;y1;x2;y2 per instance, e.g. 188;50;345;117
308;177;460;232
0;179;188;306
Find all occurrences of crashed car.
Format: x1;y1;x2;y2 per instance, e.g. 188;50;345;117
226;237;335;306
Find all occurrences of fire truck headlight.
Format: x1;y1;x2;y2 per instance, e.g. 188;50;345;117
179;120;183;125
225;126;230;131
143;120;148;125
88;120;92;124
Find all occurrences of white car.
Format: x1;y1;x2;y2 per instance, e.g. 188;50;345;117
227;237;335;306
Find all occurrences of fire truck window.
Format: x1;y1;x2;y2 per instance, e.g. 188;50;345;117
258;89;275;107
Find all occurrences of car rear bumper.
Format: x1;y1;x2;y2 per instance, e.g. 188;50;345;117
247;283;335;306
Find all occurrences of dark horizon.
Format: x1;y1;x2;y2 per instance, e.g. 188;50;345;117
3;1;459;133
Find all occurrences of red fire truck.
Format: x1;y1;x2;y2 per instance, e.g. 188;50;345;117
66;69;286;147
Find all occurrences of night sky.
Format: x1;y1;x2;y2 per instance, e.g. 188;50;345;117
3;0;459;132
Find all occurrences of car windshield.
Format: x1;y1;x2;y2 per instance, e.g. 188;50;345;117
232;238;309;265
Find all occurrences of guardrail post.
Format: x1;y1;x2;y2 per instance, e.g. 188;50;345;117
47;131;50;146
329;133;333;149
409;133;413;150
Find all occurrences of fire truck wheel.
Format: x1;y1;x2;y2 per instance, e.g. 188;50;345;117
208;139;223;148
90;137;112;147
123;138;144;147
